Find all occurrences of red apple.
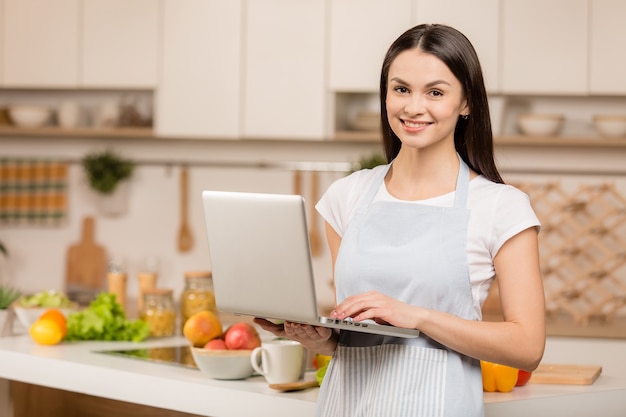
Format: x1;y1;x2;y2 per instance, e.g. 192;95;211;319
224;322;261;350
516;370;532;387
204;338;227;350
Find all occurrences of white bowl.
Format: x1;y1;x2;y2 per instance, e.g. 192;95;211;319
191;347;254;380
517;113;565;136
12;304;78;330
8;105;52;128
592;115;626;138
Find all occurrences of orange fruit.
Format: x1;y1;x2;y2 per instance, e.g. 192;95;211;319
30;318;64;345
39;309;67;338
183;310;223;347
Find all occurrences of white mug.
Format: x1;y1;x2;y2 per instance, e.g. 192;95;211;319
250;339;304;384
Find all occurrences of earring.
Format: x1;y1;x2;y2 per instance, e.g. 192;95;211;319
461;114;469;120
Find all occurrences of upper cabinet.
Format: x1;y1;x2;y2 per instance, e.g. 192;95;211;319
156;0;242;138
501;0;588;95
415;0;501;93
1;0;159;89
82;0;159;88
589;0;626;95
329;0;412;92
242;0;326;139
3;0;80;87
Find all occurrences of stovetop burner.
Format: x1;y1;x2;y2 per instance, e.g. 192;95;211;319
96;345;197;369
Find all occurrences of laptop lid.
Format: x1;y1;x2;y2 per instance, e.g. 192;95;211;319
201;190;420;338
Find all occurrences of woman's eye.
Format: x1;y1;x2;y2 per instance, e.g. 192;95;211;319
429;90;443;97
394;86;409;94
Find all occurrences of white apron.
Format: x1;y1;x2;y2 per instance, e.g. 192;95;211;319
316;157;484;417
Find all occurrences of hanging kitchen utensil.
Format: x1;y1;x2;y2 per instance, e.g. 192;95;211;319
66;216;107;304
308;171;322;257
293;170;303;196
177;165;193;252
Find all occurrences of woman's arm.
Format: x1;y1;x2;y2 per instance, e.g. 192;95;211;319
332;227;545;371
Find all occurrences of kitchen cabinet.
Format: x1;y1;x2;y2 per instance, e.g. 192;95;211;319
156;0;242;138
414;0;501;93
2;0;80;87
242;0;326;140
328;0;412;93
501;0;588;95
589;0;626;95
82;0;159;88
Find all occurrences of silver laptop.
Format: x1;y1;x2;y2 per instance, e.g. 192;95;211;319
201;190;419;339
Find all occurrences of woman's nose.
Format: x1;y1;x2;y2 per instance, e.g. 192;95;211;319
404;95;425;115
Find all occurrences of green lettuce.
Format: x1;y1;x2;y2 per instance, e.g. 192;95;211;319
65;293;150;342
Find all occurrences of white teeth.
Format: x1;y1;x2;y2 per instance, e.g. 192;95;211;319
404;121;429;128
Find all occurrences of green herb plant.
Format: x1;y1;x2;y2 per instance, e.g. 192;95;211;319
0;286;21;310
82;150;135;194
65;292;149;342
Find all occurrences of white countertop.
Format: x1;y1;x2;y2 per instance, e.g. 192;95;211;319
1;334;626;417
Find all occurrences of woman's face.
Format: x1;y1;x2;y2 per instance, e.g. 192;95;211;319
386;49;467;151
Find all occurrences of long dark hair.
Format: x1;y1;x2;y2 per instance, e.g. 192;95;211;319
379;24;503;184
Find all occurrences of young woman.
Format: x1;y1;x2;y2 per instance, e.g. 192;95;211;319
255;24;545;417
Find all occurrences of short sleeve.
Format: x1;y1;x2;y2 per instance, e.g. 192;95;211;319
491;185;541;256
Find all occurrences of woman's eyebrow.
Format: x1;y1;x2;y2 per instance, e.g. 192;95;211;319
389;77;451;88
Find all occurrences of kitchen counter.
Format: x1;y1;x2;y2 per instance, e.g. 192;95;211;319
1;335;626;417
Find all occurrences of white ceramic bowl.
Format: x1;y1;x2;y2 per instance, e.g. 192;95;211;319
8;105;52;128
517;113;565;136
592;115;626;138
12;304;78;330
191;347;255;380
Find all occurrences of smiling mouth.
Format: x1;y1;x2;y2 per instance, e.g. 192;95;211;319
403;120;431;128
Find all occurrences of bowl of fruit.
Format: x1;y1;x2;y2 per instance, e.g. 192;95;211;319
12;290;78;330
184;311;262;380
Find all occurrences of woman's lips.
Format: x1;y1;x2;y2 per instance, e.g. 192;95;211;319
402;119;431;131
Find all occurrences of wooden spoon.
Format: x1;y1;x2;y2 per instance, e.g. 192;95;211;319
269;380;319;392
308;171;322;257
177;165;193;252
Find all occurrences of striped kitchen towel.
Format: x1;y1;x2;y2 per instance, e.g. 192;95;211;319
0;158;68;226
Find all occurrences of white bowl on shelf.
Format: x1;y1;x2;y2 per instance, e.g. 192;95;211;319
516;113;565;136
8;105;53;128
12;304;78;330
592;115;626;138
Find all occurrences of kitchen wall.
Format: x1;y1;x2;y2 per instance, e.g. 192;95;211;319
0;135;379;311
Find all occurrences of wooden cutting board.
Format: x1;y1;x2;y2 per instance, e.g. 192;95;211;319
529;364;602;385
66;216;107;300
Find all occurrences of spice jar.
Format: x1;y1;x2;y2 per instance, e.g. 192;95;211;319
141;288;176;337
181;271;218;330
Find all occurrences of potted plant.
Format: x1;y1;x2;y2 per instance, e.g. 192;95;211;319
82;150;135;216
0;244;20;336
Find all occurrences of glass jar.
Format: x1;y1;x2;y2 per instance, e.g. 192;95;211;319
181;271;218;330
141;288;176;337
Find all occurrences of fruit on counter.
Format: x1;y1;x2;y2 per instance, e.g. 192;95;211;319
30;316;65;345
515;369;532;387
223;322;261;350
18;290;73;308
39;309;68;338
480;360;519;393
65;292;150;342
204;338;228;350
313;353;332;370
183;310;223;347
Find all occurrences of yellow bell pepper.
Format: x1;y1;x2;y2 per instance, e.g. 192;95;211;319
480;360;519;393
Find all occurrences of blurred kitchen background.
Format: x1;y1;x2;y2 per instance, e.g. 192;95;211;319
1;0;625;334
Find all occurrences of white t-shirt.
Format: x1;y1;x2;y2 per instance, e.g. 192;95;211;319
315;164;540;318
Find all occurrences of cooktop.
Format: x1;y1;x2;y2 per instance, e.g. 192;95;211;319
96;345;197;369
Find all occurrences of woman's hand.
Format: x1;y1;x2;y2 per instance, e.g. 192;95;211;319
331;290;419;330
253;318;338;356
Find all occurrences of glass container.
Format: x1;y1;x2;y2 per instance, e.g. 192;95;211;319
141;288;176;337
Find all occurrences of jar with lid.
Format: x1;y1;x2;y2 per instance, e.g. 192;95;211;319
181;271;218;330
141;288;176;338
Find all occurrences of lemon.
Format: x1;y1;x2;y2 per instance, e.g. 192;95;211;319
30;318;64;345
